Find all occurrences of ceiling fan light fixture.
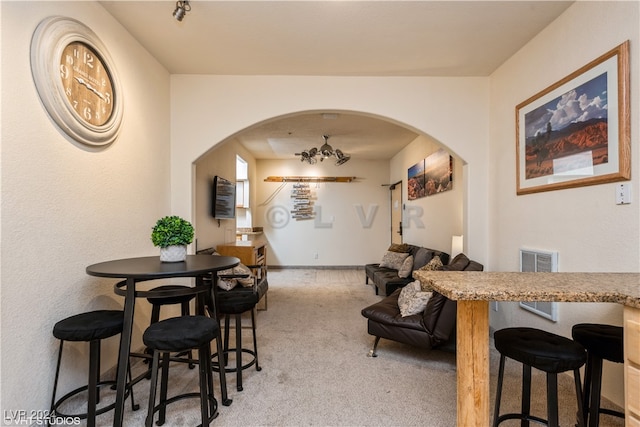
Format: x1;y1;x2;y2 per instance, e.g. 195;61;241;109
319;134;334;159
335;149;351;165
296;149;317;164
294;134;349;166
320;144;333;159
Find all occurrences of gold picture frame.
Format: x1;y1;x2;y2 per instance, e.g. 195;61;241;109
516;41;630;195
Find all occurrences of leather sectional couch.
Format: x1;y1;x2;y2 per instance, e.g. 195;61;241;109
365;244;450;296
361;253;483;356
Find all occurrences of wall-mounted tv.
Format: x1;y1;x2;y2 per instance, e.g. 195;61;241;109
212;175;236;219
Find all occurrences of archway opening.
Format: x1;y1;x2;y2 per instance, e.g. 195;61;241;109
193;110;467;266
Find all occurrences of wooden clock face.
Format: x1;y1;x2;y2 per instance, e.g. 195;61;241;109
60;41;115;127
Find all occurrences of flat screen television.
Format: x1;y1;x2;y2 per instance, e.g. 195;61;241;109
212;175;236;219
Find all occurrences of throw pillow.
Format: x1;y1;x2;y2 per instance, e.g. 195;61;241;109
443;253;470;271
412;247;434;270
419;255;443;271
379;251;410;270
397;255;414;278
397;280;433;317
217;270;238;290
397;281;419;312
217;263;254;290
234;263;254;287
387;243;410;253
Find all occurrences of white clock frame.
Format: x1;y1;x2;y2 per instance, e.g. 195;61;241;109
30;16;124;146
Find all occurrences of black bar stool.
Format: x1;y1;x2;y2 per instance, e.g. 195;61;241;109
572;323;625;427
147;285;196;325
493;327;587;427
146;284;197;368
143;315;219;427
49;310;138;427
212;265;267;392
216;302;261;392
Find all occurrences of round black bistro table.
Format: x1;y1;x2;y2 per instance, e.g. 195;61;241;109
86;255;239;427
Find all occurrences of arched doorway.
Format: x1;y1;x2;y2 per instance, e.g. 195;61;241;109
193;111;465;267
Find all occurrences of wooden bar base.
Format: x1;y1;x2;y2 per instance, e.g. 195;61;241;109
457;300;490;426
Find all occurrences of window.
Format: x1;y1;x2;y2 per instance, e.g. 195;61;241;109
236;155;249;208
236;155;251;228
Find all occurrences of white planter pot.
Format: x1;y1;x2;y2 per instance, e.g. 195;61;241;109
160;245;187;262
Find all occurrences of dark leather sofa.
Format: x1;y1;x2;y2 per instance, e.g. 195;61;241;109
361;253;483;356
365;244;450;296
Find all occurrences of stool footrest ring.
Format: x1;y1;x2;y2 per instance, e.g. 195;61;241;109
600;407;625;418
52;380;132;419
496;413;549;426
148;392;217;426
211;349;258;373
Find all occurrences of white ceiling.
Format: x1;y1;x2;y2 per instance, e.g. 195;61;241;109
101;0;573;160
232;111;422;161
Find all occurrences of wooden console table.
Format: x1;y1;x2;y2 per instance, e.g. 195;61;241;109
412;270;640;426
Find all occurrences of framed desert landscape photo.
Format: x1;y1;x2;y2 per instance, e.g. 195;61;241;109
516;41;630;195
424;148;453;196
407;159;425;200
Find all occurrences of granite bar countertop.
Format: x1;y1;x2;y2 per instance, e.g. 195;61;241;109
412;271;640;309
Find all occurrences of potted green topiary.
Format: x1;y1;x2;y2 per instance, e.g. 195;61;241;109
151;215;194;262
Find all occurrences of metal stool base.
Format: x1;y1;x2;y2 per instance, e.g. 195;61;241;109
493;354;585;427
211;310;261;392
52;381;127;420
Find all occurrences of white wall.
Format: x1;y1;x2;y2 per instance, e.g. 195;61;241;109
195;140;238;250
1;1;171;413
488;1;640;406
170;77;490;266
255;158;390;266
390;135;464;254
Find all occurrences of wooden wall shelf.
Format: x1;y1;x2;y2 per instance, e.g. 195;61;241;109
264;176;356;183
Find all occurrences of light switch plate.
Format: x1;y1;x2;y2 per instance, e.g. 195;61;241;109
616;183;632;204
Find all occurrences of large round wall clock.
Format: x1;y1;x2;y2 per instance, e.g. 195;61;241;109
30;16;123;146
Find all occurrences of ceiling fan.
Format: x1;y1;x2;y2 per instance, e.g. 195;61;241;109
295;135;351;166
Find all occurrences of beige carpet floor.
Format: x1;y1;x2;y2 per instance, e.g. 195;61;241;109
61;268;625;426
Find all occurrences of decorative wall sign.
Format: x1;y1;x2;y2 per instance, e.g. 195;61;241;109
516;41;630;195
291;183;314;220
30;16;124;146
408;149;453;200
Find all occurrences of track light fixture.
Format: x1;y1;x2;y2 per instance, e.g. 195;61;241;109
295;135;350;166
173;0;191;22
